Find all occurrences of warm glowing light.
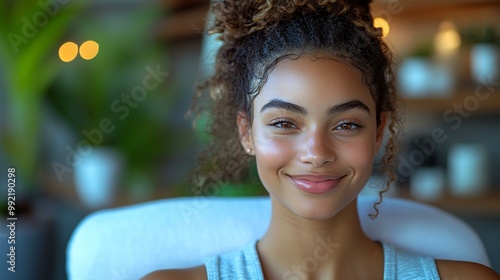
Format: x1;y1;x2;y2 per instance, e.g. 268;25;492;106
59;42;78;62
435;21;461;54
79;40;99;60
374;17;390;38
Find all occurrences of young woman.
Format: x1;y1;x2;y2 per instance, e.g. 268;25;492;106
143;0;499;279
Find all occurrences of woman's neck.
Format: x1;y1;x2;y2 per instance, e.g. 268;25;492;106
257;197;384;280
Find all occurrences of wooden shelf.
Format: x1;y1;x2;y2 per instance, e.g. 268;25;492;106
161;0;208;11
403;89;500;114
156;5;209;41
395;188;500;215
40;168;175;211
372;0;500;18
156;0;209;41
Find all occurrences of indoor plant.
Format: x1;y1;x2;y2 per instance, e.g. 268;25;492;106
0;0;86;199
464;25;500;84
45;6;195;207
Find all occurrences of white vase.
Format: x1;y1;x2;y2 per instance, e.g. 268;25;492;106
448;144;489;197
399;57;455;97
399;58;433;97
470;44;500;84
410;167;445;201
74;147;123;209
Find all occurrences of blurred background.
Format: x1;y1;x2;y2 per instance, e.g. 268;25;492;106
0;0;499;279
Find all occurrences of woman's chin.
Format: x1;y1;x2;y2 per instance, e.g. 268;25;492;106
279;195;355;222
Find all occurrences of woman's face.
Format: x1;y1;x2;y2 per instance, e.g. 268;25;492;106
238;55;386;220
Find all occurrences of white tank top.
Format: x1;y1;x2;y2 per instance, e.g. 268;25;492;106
205;241;440;279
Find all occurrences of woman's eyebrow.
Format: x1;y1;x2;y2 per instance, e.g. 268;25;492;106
327;100;371;115
260;99;307;115
260;99;370;115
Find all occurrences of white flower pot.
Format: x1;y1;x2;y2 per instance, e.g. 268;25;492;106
470;43;500;84
399;58;454;97
74;147;123;209
410;167;445;201
448;144;489;197
399;58;433;97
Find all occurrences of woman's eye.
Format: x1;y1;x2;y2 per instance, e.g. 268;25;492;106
335;122;362;131
269;119;297;129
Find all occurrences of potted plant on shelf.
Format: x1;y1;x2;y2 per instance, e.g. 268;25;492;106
0;0;85;201
398;40;435;97
45;6;196;208
463;25;499;85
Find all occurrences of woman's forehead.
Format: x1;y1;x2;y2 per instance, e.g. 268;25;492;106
254;56;375;110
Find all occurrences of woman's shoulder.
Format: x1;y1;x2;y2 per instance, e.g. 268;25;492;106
436;260;500;279
140;265;207;280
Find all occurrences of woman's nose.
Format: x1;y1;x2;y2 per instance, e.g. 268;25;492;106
298;129;335;167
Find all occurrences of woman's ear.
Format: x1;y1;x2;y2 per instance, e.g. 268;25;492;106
375;112;387;152
237;111;255;155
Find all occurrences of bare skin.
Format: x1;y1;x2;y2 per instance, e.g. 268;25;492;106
142;57;499;280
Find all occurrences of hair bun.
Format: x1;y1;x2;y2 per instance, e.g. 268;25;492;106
209;0;375;41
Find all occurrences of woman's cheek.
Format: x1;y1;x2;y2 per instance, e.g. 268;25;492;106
339;137;377;175
255;134;295;165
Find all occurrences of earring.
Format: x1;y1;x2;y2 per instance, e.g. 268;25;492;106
246;148;252;154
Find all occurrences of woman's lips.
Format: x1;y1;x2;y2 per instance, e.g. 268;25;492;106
288;174;345;194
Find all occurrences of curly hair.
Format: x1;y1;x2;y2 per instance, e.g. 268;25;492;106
192;0;403;218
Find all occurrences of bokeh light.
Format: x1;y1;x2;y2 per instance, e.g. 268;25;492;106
79;40;99;60
434;21;461;54
59;42;79;62
374;17;390;38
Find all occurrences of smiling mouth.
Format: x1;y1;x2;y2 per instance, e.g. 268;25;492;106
288;174;346;194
